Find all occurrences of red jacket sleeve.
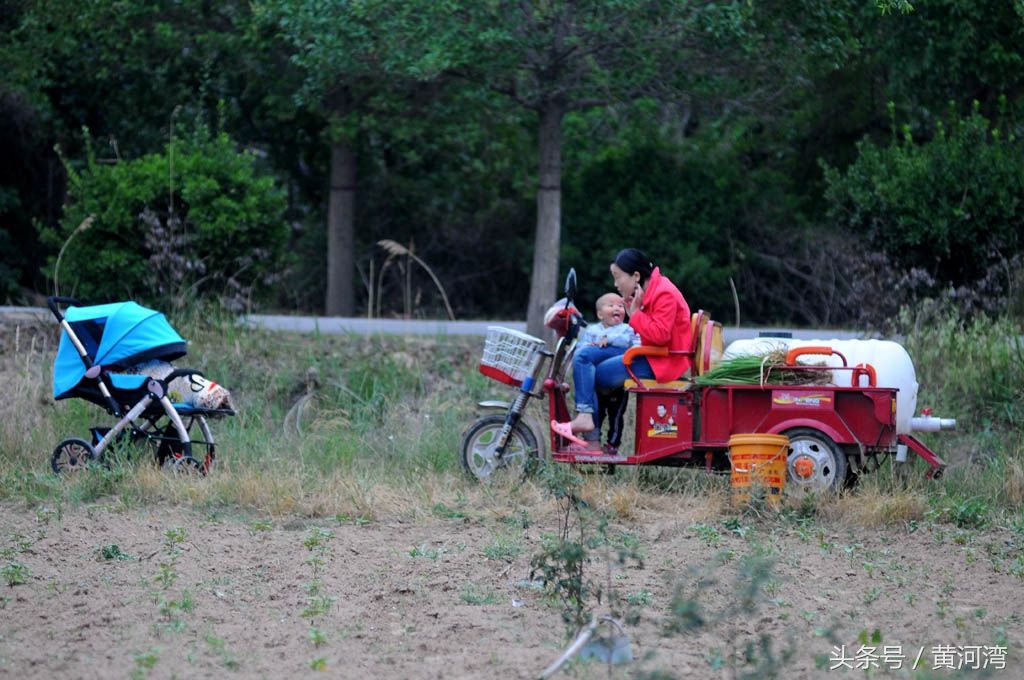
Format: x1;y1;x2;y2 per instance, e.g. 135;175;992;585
629;289;676;346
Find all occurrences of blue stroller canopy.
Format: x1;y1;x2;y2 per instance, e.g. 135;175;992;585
53;301;187;399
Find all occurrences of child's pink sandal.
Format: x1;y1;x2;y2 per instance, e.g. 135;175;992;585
550;420;589;447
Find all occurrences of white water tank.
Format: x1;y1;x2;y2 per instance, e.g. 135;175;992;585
723;337;919;435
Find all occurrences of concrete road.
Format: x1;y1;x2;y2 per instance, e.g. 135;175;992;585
235;313;870;344
4;306;869;344
0;306;51;322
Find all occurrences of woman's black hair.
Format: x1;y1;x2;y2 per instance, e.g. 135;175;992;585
614;248;655;285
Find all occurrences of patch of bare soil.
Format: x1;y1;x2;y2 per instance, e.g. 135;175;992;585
0;501;1020;679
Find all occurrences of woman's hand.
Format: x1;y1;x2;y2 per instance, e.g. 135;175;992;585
627;284;644;315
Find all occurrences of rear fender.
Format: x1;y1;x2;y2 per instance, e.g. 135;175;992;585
767;419;848;446
769;418;864;470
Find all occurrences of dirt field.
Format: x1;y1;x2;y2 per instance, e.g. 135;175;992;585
0;493;1020;679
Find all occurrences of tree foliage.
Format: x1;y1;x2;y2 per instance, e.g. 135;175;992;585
2;0;1024;323
824;103;1023;315
449;0;793;334
256;0;470;315
1;0;284;299
563;131;738;320
42;122;288;308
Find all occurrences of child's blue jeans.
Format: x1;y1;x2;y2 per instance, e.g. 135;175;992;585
573;345;653;445
572;345;654;413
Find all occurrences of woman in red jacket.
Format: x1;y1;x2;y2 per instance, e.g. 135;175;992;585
553;248;692;446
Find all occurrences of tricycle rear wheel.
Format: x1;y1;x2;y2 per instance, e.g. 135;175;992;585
784;427;848;493
460;414;539;481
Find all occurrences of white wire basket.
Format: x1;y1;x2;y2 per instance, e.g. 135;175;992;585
479;326;545;386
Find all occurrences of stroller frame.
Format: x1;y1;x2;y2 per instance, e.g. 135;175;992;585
48;296;234;474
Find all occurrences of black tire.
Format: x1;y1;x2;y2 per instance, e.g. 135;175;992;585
783;427;849;493
153;418;214;475
51;438;98;474
460;414;540;481
162;454;204;477
155;427;185;467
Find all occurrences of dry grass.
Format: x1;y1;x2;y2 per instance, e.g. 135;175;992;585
573;471;733;523
823;486;929;527
3;311;1023;537
1000;456;1024;508
6;308;1024;680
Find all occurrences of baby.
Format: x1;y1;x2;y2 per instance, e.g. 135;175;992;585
127;360;235;411
577;292;638;350
573;293;639;452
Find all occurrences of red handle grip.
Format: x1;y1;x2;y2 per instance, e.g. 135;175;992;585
623;345;668;366
784;346;848;367
851;362;877;387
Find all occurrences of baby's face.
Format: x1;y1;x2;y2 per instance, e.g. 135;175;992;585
596;296;626;326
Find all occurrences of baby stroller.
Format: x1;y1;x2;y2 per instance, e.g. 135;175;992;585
48;296;234;475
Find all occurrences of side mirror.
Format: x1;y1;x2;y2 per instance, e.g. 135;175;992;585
564;268;577;303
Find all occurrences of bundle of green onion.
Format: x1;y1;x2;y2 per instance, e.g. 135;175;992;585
693;350;832;387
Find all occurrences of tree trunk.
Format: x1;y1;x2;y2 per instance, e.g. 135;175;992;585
325;141;356;316
526;99;564;338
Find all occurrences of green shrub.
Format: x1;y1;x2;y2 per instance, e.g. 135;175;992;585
41;120;288;308
824;104;1024;317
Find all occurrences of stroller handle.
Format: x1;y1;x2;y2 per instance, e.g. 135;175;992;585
47;296;82;322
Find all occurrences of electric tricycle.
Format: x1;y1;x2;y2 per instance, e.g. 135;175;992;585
460;270;953;493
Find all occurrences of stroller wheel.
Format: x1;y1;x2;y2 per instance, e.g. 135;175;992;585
51;438;98;474
162;453;203;477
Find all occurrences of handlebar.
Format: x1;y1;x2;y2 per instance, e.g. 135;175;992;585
47;296;82;322
545;305;585;339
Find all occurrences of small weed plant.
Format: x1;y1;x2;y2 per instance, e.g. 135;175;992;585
151;526;193;635
302;527;336;669
528;465;644;632
97;544;135;561
2;562;30;586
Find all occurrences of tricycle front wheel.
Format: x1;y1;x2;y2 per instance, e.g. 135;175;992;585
460;414;540;481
